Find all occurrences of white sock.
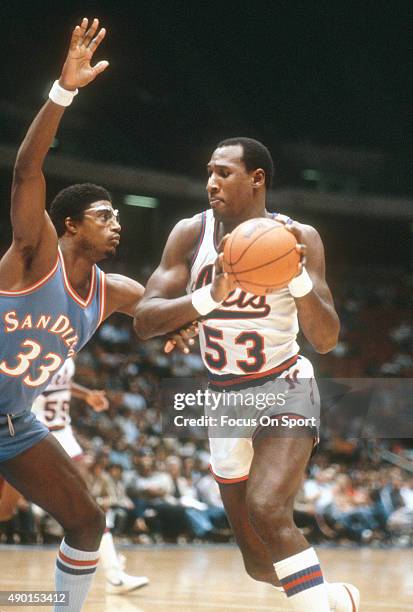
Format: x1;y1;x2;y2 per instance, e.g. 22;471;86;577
54;539;99;612
100;529;122;582
274;547;330;611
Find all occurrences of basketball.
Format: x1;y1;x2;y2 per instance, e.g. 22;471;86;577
223;217;300;295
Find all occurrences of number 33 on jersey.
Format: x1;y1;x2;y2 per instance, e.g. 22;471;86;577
0;249;105;417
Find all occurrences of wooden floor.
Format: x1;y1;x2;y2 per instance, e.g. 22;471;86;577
0;544;412;611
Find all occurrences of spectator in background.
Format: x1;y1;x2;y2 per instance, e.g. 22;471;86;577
125;453;188;542
387;475;413;543
105;464;135;537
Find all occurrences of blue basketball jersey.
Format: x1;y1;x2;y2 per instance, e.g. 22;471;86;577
0;248;106;416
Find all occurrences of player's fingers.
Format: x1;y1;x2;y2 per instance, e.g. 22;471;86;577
276;216;293;226
178;329;190;341
185;326;198;341
92;60;109;76
297;253;307;273
296;244;307;266
79;17;88;29
217;233;230;253
83;17;99;46
164;339;176;354
190;320;199;331
99;399;109;411
225;271;236;291
69;25;82;51
174;335;190;354
284;221;297;233
217;252;225;271
88;27;106;53
77;17;89;47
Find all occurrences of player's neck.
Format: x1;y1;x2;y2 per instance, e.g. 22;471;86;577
59;239;96;294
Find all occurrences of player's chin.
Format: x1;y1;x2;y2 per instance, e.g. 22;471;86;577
104;245;117;258
212;206;225;220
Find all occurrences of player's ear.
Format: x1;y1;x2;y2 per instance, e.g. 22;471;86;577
64;216;78;235
252;168;265;189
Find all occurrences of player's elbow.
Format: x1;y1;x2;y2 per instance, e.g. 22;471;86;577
314;340;336;355
133;314;152;340
133;306;159;340
313;322;340;354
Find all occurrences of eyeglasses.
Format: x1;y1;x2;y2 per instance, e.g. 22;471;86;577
83;205;120;224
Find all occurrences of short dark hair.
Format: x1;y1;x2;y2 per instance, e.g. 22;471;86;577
216;137;274;188
49;183;112;237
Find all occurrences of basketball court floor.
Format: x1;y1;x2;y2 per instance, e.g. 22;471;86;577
0;545;412;611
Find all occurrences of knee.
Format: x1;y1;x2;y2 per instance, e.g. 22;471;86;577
246;491;292;535
64;498;105;538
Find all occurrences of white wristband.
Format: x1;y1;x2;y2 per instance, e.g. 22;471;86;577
192;284;222;316
288;267;313;298
48;80;78;107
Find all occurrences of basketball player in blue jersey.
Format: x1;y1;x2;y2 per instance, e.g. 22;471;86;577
134;139;360;611
0;358;148;593
0;18;191;611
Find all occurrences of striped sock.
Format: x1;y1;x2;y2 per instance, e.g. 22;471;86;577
274;547;330;611
54;539;99;612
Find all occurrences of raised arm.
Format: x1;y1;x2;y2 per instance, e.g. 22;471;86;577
0;18;108;288
287;223;340;354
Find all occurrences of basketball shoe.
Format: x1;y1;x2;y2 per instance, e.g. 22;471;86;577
106;572;149;594
327;582;360;611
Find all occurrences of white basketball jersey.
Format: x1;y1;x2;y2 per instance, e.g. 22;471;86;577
187;210;299;381
32;358;75;429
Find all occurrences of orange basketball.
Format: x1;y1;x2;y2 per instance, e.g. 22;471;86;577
223;218;300;295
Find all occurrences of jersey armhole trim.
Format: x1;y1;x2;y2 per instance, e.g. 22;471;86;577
190;212;206;269
97;270;106;326
0;253;59;296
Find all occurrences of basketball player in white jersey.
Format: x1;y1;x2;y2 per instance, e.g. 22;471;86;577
134;138;360;611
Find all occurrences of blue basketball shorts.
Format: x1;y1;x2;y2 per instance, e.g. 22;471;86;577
0;411;49;463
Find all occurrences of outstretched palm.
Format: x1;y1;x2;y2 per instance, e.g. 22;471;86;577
60;18;108;90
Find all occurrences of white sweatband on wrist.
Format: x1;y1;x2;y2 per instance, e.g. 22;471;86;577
288;267;313;298
191;284;223;316
48;80;78;107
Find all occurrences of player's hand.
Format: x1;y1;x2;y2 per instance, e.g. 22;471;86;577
211;234;236;301
86;390;109;412
280;220;307;277
164;321;199;354
59;18;109;91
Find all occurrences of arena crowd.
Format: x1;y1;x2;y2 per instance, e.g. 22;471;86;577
1;271;412;547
